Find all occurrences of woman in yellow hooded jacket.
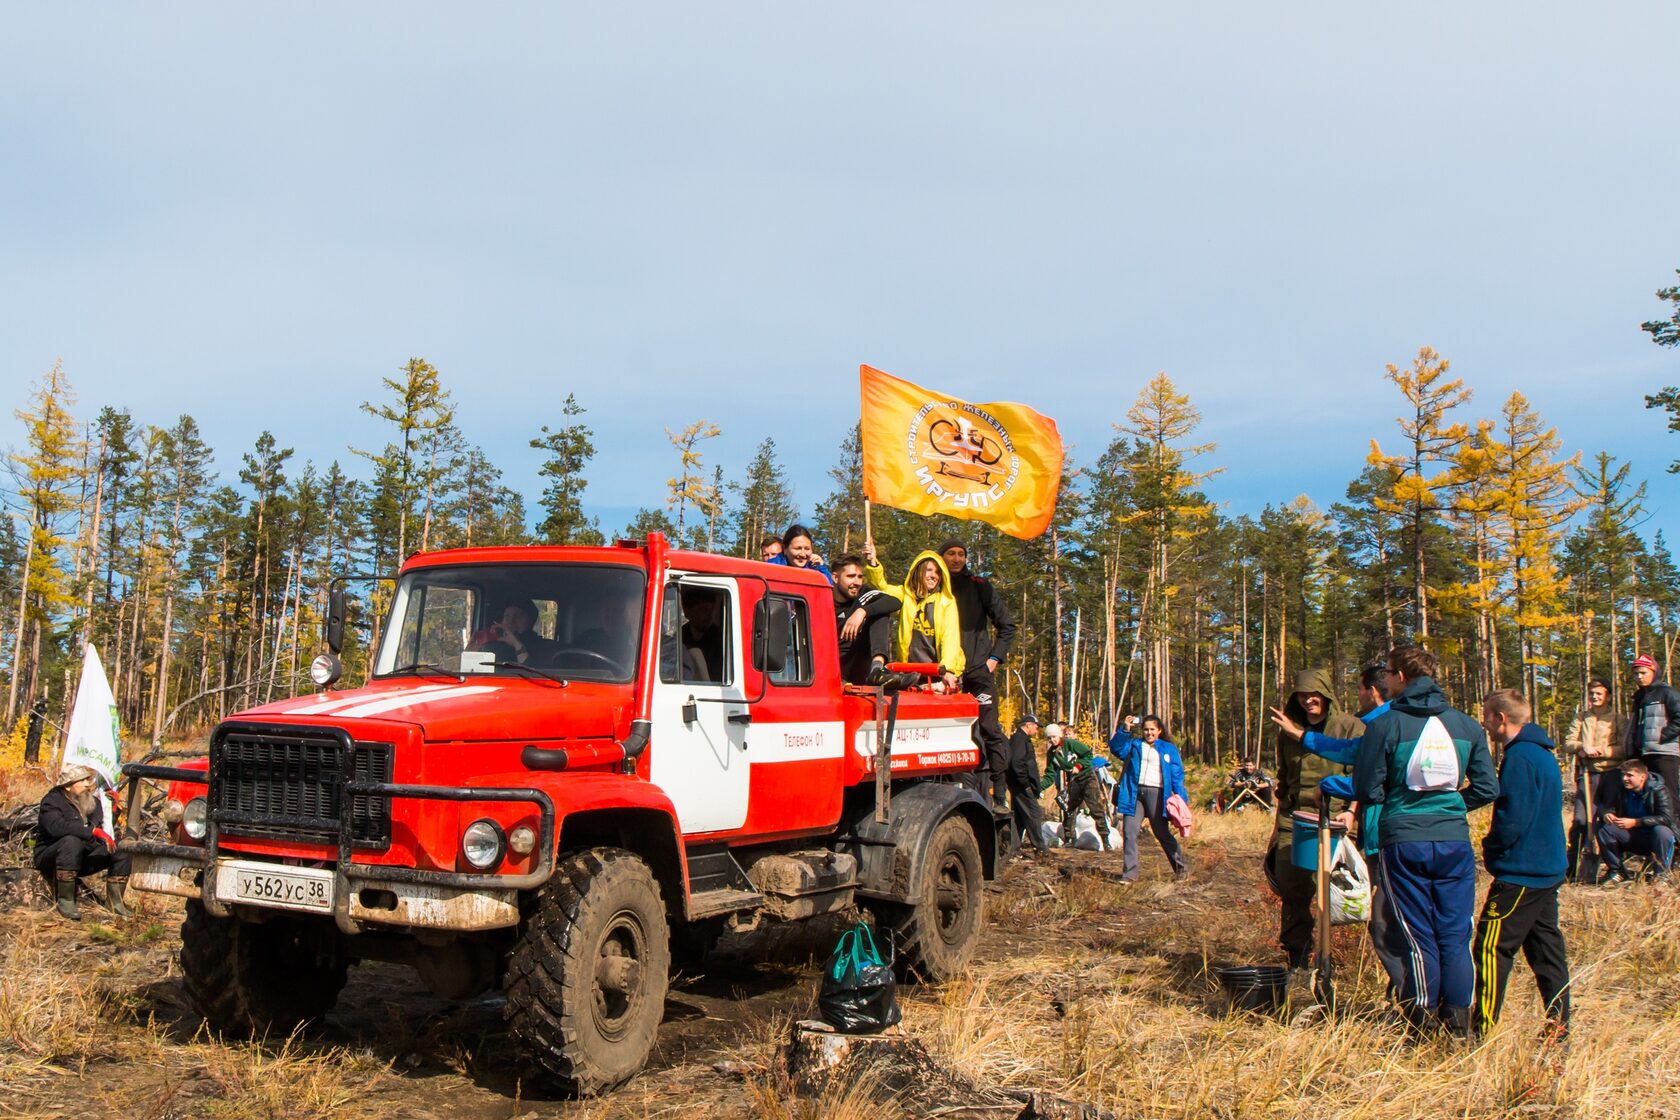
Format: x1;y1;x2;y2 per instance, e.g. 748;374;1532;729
861;543;966;691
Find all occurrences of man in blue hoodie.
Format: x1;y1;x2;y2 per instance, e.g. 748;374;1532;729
1472;689;1570;1039
1353;645;1498;1038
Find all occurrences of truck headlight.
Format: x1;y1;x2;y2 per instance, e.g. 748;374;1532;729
309;653;342;688
182;797;208;840
508;825;537;856
461;819;506;870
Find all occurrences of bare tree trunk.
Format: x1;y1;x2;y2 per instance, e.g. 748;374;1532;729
5;532;35;725
150;592;175;742
1241;559;1250;762
1051;528;1065;716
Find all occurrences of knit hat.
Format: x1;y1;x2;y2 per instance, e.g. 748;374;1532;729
54;764;95;788
1043;723;1063;740
1632;654;1658;671
937;538;966;556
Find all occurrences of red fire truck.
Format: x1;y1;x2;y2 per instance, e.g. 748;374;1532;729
119;532;1000;1094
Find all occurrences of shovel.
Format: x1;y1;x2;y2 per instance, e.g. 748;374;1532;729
1312;776;1356;1017
1576;757;1600;885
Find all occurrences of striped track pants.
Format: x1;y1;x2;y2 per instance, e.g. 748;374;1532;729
1471;880;1571;1036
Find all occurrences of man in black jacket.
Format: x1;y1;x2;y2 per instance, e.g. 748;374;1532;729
32;765;132;920
1595;758;1676;883
941;539;1017;812
1006;714;1048;853
1626;654;1680;803
831;555;917;689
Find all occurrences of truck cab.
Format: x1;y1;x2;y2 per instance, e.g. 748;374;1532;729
121;532;999;1095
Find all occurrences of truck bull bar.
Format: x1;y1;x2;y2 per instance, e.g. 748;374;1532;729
119;763;556;934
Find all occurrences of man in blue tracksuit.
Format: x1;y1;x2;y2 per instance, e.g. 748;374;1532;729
1473;689;1570;1039
1353;645;1498;1038
1271;664;1405;996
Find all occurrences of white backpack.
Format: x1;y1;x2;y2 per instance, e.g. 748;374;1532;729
1405;716;1462;792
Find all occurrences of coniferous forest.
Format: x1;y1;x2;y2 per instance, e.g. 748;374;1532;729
5;285;1680;763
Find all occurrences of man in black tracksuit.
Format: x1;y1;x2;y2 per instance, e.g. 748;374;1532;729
1007;714;1048;852
941;538;1017;812
830;554;917;688
1473;690;1570;1039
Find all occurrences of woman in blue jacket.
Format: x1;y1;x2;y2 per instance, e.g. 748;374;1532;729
1108;714;1190;882
766;523;832;584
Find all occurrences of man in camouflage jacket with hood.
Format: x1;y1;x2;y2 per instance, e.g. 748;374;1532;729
1266;667;1365;973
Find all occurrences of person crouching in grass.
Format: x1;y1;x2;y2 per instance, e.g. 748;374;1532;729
1474;689;1570;1041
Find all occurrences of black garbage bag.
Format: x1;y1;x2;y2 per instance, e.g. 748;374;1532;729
817;921;902;1034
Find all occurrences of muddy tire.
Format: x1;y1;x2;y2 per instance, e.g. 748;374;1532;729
179;900;348;1036
504;848;671;1096
879;814;986;983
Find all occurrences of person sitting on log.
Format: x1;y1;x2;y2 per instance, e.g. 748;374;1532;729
33;764;132;921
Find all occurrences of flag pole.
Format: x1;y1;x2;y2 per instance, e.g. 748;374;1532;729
863;499;872;545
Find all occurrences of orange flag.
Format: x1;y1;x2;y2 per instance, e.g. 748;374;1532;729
859;364;1063;540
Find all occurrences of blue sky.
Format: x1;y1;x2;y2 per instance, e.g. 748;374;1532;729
4;4;1678;543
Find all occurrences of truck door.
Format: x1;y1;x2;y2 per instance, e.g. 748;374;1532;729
648;576;750;834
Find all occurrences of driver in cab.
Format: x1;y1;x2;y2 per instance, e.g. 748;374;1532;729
471;599;552;666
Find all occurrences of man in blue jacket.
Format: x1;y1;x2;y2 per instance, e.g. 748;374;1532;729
1472;689;1570;1039
1353;645;1498;1038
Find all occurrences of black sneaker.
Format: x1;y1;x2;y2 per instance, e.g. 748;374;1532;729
1601;873;1631;888
866;664;922;692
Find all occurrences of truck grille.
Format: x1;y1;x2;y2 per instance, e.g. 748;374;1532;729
210;728;393;849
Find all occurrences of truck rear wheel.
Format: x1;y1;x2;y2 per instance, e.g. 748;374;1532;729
880;814;986;983
179;900;348;1035
504;848;671;1096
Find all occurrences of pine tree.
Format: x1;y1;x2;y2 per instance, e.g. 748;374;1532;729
1111;373;1218;723
1490;393;1584;704
1566;452;1647;701
353;358;454;562
530;394;599;545
728;437;798;557
1367;346;1471;639
6;361;83;725
664;420;721;548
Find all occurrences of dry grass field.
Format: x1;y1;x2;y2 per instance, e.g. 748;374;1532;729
2;770;1678;1119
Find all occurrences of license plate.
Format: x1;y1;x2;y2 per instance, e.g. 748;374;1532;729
218;861;334;913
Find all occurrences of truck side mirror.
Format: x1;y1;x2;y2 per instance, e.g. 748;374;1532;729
326;588;347;653
752;597;790;674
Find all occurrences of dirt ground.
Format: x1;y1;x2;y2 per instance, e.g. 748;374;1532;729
3;805;1678;1119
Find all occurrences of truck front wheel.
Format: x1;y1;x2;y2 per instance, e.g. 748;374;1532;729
879;814;986;983
504;848;671;1096
179;900;348;1035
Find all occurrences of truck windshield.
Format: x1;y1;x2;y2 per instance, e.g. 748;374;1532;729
373;563;645;684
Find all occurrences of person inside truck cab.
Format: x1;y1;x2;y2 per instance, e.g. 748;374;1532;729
679;587;725;682
575;592;641;672
862;543;964;693
766;524;832;584
470;599;552;665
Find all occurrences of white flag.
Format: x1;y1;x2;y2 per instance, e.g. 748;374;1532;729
63;644;123;791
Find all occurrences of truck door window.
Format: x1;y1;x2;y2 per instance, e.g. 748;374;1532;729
766;595;812;686
661;583;733;685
